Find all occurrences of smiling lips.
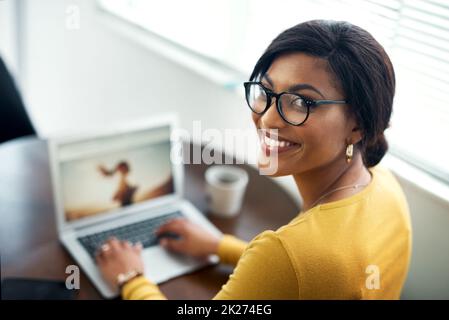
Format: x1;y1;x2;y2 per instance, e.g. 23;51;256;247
260;132;301;156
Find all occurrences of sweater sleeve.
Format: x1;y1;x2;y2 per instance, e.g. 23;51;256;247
213;230;299;299
216;234;248;266
121;275;166;300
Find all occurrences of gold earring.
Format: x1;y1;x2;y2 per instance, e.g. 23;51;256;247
346;144;353;163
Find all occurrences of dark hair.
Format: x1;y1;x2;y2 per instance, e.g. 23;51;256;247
117;161;130;172
250;20;395;167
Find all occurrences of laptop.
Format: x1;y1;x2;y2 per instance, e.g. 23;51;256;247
48;115;222;298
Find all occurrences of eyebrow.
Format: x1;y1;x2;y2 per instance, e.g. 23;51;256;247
262;73;325;99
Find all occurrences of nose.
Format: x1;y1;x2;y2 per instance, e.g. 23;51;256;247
260;98;286;130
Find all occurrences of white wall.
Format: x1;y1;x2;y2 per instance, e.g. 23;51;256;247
3;0;449;299
0;0;19;79
398;176;449;299
20;0;253;137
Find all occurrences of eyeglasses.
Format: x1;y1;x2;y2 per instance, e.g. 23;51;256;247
244;81;348;126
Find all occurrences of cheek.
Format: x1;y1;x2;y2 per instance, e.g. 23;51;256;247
252;113;261;126
299;113;348;161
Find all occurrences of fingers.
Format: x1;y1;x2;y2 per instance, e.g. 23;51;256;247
123;240;132;249
123;240;143;254
95;237;142;262
95;251;105;264
159;237;184;252
107;237;121;251
95;244;109;264
156;218;187;236
156;219;192;253
95;218;191;262
95;237;116;263
134;241;143;253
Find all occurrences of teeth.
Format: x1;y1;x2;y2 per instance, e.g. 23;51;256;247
263;135;294;148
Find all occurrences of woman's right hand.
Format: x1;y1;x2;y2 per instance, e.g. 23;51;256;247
155;218;222;258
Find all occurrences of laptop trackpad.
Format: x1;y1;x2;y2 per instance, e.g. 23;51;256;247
142;246;215;284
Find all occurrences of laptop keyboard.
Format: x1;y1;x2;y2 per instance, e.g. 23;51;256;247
78;211;183;258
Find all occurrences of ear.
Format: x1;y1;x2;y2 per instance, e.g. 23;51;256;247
346;117;363;145
350;126;363;144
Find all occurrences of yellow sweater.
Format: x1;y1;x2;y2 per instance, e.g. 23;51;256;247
122;166;412;300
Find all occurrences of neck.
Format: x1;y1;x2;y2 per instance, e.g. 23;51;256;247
293;153;371;212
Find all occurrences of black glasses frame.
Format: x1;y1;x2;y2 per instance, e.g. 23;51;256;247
244;81;348;126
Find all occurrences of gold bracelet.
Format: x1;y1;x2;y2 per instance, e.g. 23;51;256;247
117;270;143;289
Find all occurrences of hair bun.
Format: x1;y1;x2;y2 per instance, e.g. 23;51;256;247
363;134;388;167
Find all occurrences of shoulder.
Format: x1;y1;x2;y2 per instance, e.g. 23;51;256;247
244;230;294;262
370;165;404;195
243;230;300;282
365;165;411;226
216;230;300;299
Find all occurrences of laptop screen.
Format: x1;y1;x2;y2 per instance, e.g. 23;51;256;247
56;125;174;222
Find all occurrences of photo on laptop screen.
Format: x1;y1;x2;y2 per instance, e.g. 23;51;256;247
57;126;174;221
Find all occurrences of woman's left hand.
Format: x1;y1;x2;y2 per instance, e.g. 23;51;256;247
95;237;144;289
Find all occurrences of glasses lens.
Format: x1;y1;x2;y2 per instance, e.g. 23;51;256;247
246;83;268;113
279;93;308;125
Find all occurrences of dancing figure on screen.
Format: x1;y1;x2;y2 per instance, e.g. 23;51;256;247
97;161;138;207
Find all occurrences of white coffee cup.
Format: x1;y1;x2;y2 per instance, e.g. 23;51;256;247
205;165;249;218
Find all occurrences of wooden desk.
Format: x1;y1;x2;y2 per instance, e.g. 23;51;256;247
0;137;300;299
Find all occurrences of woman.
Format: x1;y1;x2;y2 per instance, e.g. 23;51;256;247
98;161;138;207
96;20;412;299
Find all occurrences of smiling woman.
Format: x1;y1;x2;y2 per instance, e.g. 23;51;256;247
96;20;412;300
